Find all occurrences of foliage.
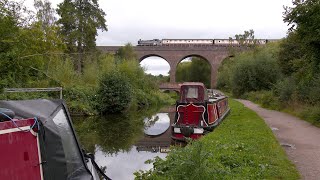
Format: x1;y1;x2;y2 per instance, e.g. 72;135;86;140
217;43;282;97
273;77;296;103
115;43;137;63
63;85;94;115
57;0;107;72
176;57;211;88
244;91;282;110
283;0;320;77
299;105;320;126
231;29;257;46
95;70;133;114
135;99;299;179
278;32;304;76
116;59;174;110
0;0;65;89
0;0;175;115
284;0;320;54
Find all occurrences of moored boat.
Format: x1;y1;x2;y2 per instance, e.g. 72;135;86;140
0;99;110;180
172;82;230;141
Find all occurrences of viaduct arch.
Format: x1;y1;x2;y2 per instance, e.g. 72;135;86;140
98;45;240;88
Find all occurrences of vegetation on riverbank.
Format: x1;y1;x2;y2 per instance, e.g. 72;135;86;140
217;40;320;127
216;0;320;127
0;1;174;115
135;99;299;179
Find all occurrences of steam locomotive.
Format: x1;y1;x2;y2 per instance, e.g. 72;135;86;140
137;38;273;46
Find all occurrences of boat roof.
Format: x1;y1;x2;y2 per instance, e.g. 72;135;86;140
181;82;206;87
0;99;94;180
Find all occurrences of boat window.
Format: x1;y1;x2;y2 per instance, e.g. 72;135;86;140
52;109;85;178
186;87;198;99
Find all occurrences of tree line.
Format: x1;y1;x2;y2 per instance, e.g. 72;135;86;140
0;0;106;87
0;0;173;114
217;0;320;126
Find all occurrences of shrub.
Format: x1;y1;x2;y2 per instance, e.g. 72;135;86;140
217;43;282;97
299;105;320;126
245;90;282;110
63;86;94;115
95;71;133;114
231;57;281;97
273;77;296;103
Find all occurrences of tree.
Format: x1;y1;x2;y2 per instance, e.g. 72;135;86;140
34;0;56;29
176;57;211;88
234;29;256;46
115;43;137;63
283;0;320;74
0;0;28;87
57;0;107;72
278;32;305;76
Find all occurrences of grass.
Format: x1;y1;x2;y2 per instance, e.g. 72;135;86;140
135;99;300;180
244;91;320;128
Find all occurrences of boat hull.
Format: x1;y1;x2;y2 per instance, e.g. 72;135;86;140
172;97;230;141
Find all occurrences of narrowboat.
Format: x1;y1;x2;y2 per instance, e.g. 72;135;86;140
172;82;230;141
0;99;111;180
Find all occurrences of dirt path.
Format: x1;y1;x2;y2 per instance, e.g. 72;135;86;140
237;99;320;180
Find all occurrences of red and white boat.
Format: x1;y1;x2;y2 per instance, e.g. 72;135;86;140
172;82;230;141
0;99;110;180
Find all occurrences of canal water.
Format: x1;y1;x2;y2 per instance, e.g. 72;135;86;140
72;107;176;180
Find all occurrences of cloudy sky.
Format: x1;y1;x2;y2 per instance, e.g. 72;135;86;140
23;0;294;75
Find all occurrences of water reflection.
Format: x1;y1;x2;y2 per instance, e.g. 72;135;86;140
73;114;145;154
94;145;166;180
144;113;170;136
72;108;177;180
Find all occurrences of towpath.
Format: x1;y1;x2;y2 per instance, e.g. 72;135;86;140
237;99;320;180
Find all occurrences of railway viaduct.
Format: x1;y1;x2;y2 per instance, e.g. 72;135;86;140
98;45;248;88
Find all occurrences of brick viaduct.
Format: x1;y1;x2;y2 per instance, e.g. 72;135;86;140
98;45;247;88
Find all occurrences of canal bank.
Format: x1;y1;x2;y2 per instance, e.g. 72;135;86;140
238;99;320;180
135;99;299;179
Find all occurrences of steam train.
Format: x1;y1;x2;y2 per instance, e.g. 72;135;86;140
138;38;275;46
171;82;230;141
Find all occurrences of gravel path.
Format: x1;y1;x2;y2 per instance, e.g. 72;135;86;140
237;99;320;180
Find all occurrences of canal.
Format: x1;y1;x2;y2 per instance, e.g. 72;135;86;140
72;107;176;179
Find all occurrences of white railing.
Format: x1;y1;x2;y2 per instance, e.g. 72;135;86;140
4;87;63;99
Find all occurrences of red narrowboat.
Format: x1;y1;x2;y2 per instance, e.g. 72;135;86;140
172;82;230;141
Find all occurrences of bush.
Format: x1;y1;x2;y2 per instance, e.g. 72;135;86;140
217;43;282;97
299;105;320;126
216;58;234;91
63;86;95;115
304;75;320;105
95;71;133;114
231;57;281;97
273;77;296;103
245;90;282;110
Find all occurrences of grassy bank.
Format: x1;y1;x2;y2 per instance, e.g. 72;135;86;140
135;99;299;179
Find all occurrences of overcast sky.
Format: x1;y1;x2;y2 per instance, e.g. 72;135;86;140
23;0;294;75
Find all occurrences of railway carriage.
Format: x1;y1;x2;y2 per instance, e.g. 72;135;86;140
137;38;270;46
162;39;213;45
171;82;230;141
